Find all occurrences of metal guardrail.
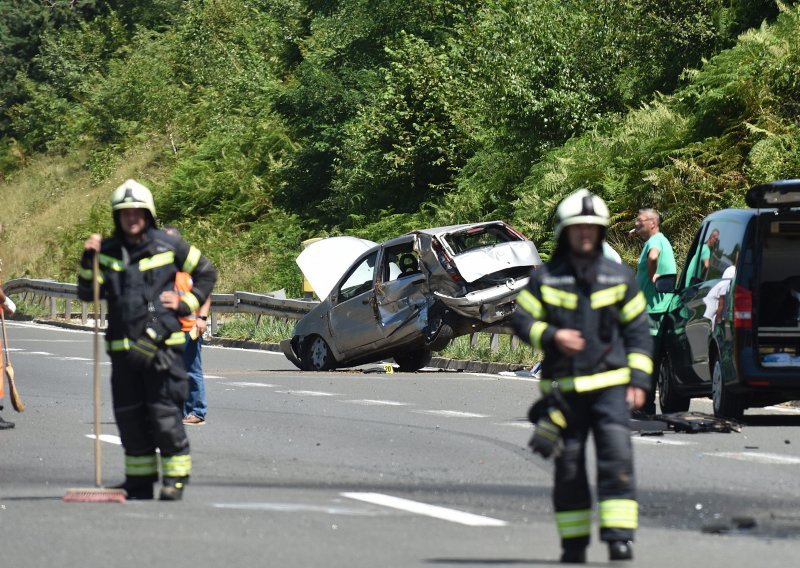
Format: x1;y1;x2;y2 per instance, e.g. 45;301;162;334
3;278;519;351
3;278;319;334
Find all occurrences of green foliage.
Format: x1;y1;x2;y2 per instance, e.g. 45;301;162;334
3;0;800;315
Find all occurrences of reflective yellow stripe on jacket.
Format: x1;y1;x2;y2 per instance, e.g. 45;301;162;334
540;367;631;394
619;291;646;324
628;352;653;376
139;251;175;272
590;284;627;309
540;285;578;310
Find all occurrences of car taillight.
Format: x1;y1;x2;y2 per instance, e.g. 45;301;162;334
435;244;462;282
733;285;752;328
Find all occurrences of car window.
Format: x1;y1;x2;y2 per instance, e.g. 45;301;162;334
681;227;706;287
444;225;516;255
338;251;377;302
382;243;419;282
707;219;744;281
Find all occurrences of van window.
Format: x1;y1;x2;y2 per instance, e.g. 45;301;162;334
708;218;746;281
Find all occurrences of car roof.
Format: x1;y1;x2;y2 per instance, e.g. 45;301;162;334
411;220;509;237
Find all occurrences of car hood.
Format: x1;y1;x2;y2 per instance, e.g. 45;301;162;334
449;241;541;283
296;236;378;299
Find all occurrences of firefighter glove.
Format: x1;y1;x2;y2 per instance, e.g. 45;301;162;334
526;391;570;459
127;336;159;370
528;414;565;459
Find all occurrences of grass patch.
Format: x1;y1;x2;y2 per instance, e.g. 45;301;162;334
214;314;295;343
438;333;538;366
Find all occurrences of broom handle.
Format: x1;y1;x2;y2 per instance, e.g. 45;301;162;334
93;252;102;487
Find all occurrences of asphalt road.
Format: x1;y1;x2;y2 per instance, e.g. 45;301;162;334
2;321;800;567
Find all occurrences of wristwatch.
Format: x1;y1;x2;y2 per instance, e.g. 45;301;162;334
197;315;208;321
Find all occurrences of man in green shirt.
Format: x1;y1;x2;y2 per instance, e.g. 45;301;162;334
684;229;719;284
633;208;676;415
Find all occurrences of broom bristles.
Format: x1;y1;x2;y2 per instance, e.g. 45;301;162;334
63;488;127;503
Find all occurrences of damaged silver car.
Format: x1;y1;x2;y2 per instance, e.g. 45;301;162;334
282;221;542;371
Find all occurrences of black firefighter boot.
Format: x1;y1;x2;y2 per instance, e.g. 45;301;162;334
160;476;189;501
113;476;155;500
608;540;634;561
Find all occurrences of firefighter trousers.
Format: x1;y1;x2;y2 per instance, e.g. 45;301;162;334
110;351;191;481
553;384;637;549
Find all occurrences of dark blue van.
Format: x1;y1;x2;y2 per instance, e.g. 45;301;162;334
657;180;800;419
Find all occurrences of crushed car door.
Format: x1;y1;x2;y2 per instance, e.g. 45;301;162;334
374;240;432;341
328;251;383;356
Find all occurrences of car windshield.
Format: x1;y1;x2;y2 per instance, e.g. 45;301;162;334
443;225;517;255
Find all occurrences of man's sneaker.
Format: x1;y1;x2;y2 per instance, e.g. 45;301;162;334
560;547;587;564
608;540;634;561
183;414;205;426
112;478;154;500
0;414;15;430
160;476;188;501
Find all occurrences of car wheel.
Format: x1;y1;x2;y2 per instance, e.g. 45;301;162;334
302;335;336;371
657;350;690;413
428;322;454;352
711;358;743;420
393;348;433;372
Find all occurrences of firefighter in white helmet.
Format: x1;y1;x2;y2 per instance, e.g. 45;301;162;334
78;179;217;500
512;188;652;563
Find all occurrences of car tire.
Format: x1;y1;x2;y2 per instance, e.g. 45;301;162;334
428;322;454;352
657;350;690;413
711;358;744;420
302;335;336;371
393;348;433;372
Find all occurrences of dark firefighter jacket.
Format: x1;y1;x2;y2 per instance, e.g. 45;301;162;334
77;227;217;354
512;254;653;395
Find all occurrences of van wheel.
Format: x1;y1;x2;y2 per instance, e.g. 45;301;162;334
393;348;433;372
711;358;743;420
657;351;690;413
302;335;336;371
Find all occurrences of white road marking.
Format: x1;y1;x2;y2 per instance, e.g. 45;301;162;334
212;502;380;516
342;399;410;406
704;452;800;465
228;381;278;388
497;421;533;428
86;434;122;445
414;410;490;418
57;356;93;361
14;339;84;342
764;405;800;414
204;345;285;354
633;436;695;446
18;351;54;355
342;492;507;527
275;390;338;397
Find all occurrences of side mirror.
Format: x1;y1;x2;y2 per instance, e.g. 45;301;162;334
654;274;677;293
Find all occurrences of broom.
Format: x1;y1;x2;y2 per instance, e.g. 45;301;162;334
0;262;24;412
1;310;24;411
64;252;126;503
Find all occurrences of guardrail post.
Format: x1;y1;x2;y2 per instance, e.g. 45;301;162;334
81;302;88;325
510;335;519;350
490;333;500;354
100;300;107;328
210;312;218;335
470;333;479;348
65;299;72;321
49;296;57;318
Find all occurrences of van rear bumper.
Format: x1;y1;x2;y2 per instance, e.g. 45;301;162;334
734;347;800;393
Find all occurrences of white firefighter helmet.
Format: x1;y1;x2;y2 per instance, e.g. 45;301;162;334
554;188;610;239
111;179;156;220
